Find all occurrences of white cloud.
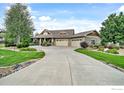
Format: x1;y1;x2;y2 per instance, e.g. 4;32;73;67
118;5;124;12
34;17;101;34
5;6;10;10
27;6;41;16
57;10;73;14
0;24;3;29
0;22;5;29
31;16;36;20
39;16;52;21
27;6;32;13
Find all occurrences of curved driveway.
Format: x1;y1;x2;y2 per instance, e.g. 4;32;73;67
0;46;124;85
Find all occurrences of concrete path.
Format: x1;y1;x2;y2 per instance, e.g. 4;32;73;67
0;46;124;85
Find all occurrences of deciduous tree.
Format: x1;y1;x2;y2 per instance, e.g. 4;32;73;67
5;3;34;47
100;12;124;45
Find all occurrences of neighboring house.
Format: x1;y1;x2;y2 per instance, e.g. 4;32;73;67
33;29;101;47
0;29;5;43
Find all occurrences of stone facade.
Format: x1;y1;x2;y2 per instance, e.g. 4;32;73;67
85;36;101;45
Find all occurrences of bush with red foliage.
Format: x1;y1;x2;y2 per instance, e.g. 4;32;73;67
80;42;88;48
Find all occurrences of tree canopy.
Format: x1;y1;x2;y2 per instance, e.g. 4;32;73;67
100;12;124;45
5;3;34;47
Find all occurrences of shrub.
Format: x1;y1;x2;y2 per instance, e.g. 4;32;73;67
105;45;120;50
106;49;119;54
29;43;35;46
42;41;47;46
113;46;120;50
90;44;102;49
42;41;52;46
90;45;97;49
80;42;88;48
17;42;29;48
47;43;51;46
5;41;16;47
106;44;120;50
120;46;124;49
107;45;113;49
20;48;37;51
22;42;29;47
98;46;104;51
93;44;100;48
17;44;23;48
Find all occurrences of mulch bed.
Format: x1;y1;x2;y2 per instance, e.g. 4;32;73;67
0;59;39;78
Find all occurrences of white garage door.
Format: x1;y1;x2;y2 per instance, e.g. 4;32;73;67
55;39;68;46
71;40;81;47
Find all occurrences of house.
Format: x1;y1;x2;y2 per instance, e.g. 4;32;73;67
33;29;101;47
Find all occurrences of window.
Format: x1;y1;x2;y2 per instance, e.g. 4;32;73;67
91;40;95;45
59;32;67;35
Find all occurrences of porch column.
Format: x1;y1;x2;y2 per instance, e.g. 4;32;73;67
39;38;41;45
51;38;54;45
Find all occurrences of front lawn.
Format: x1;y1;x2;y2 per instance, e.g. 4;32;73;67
75;48;124;69
0;49;45;67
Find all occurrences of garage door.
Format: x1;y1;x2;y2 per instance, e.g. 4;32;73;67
55;39;68;46
71;40;81;47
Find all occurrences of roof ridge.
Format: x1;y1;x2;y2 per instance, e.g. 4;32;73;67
76;30;96;34
46;29;74;31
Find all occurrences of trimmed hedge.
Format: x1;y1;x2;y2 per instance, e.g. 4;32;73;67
17;43;29;48
20;48;37;51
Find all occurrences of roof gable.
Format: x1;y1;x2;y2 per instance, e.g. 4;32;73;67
40;29;51;35
39;29;74;38
73;30;100;37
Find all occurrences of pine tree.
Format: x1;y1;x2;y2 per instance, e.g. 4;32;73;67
5;3;34;47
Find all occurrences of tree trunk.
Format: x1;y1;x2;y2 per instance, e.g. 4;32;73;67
17;35;20;45
113;40;116;44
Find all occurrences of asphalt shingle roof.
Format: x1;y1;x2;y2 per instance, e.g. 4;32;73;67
34;29;99;39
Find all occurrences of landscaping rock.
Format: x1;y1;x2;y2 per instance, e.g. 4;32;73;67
13;64;22;71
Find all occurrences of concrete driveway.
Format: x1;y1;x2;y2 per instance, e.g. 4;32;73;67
0;46;124;85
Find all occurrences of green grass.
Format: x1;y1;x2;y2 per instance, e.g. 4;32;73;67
75;48;124;69
0;49;45;67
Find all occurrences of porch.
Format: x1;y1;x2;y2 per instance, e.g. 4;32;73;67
33;38;54;46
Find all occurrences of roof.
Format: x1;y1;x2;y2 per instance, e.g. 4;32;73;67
40;29;74;35
72;30;99;38
34;29;99;39
36;29;74;38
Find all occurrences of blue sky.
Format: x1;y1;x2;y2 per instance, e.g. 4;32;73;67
0;3;124;33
